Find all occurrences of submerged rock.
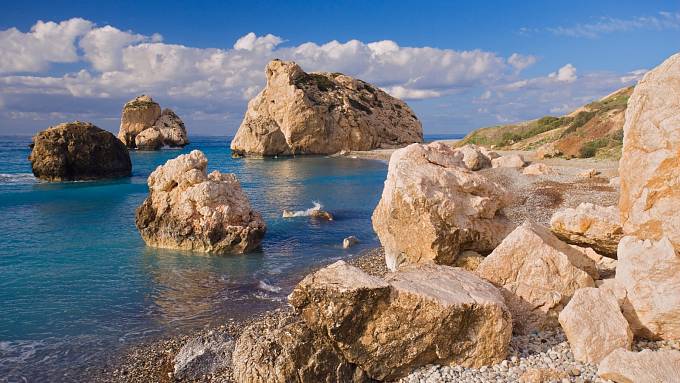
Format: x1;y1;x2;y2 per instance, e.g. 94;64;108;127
342;236;359;249
372;142;514;271
29;121;131;181
476;221;597;334
230;59;423;156
135;150;265;253
289;261;512;381
619;53;680;250
173;332;234;380
118;95;189;150
550;203;623;258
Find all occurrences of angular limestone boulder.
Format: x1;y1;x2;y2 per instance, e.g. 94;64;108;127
289;261;512;381
453;144;491;170
29;121;131;181
174;332;234;381
476;221;598;334
615;236;680;339
135;150;266;253
118;95;189;150
232;314;368;383
558;287;633;363
597;349;680;383
372;142;514;271
491;154;526;168
230;59;423;156
522;163;556;176
619;53;680;249
550;203;623;258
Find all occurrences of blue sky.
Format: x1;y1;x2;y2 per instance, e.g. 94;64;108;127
1;0;678;136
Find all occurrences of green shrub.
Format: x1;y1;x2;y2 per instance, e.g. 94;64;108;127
579;138;609;158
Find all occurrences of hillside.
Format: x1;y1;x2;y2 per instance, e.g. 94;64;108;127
459;86;633;159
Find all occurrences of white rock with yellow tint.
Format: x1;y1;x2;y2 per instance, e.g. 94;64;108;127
597;348;680;383
491;154;526;168
619;53;680;249
453;144;491;170
615;236;680;339
476;221;597;334
550;203;623;257
372;142;514;270
522;163;556;176
558;287;632;363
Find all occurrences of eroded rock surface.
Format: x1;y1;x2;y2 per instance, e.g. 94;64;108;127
619;53;680;249
550;203;623;258
135;150;265;253
289;261;512;381
29;121;131;181
597;348;680;383
476;221;597;334
558;287;632;363
230;60;423;156
453;144;492;170
118;95;189;150
372;142;514;270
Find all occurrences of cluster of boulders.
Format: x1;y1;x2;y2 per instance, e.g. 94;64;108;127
230;60;423;156
117;95;189;150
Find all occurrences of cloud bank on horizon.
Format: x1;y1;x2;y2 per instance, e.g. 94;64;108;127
0;18;647;135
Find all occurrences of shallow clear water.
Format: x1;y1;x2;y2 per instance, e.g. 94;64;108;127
0;135;460;382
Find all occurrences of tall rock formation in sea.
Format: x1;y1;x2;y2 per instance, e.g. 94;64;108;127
118;95;189;150
230;59;423;156
29;121;132;181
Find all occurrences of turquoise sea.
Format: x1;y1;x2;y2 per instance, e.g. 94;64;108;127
0;134;461;382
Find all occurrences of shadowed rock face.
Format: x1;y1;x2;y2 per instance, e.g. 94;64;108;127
230;59;423;156
135;150;266;253
118;95;189;150
29;121;132;181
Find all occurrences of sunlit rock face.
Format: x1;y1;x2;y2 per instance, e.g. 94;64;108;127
230;59;423;156
118;95;189;150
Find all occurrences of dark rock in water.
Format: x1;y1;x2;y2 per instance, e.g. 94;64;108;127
173;332;234;381
232;314;371;383
28;121;132;181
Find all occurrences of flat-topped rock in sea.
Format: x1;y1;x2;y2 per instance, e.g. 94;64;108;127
29;121;132;181
118;95;189;150
135;150;265;253
230;59;423;156
372;142;514;271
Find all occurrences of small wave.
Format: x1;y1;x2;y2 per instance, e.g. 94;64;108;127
0;173;36;184
282;201;323;218
257;280;282;293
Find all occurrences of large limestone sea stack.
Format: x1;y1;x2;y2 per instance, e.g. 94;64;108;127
230;59;423;156
135;150;266;253
118;95;189;150
29;121;131;181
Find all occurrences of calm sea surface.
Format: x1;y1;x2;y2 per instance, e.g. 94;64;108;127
0;134;461;382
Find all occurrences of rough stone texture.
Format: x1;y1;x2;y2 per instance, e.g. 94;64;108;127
343;236;359;249
476;221;598;334
289;261;512;381
491;154;526;168
231;314;369;383
619;53;680;250
452;250;485;271
522;163;556;176
550;203;623;258
173;332;234;381
615;236;680;340
596;278;627;306
135;150;266;253
118;95;189;150
558;287;633;363
372;142;514;271
579;168;599;178
29;121;132;181
518;368;568;383
597;348;680;383
230;60;423;156
453;144;491;170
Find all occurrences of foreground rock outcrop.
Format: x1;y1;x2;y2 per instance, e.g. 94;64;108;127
372;142;514;270
29;121;132;181
289;261;512;381
615;236;680;340
118;95;189;150
476;221;598;334
173;332;234;381
549;203;622;258
135;150;265;253
230;60;423;156
619;53;680;249
597;348;680;383
558;287;633;363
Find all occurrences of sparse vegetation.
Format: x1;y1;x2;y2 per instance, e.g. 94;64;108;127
295;73;338;92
